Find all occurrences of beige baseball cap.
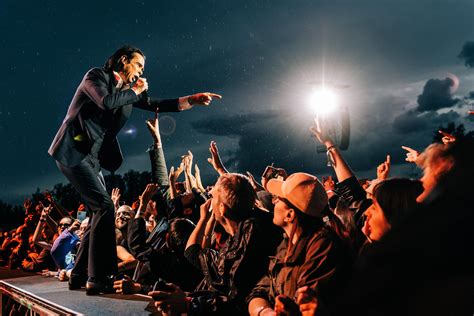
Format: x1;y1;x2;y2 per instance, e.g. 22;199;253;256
267;172;328;217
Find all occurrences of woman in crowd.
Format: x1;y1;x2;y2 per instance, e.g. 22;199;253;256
362;178;423;244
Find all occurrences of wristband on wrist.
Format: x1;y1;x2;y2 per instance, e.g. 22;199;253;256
327;145;336;151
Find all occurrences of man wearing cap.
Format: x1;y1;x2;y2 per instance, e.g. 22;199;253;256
248;172;351;316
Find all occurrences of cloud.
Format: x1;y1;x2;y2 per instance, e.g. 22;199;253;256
191;110;330;177
458;41;474;68
416;78;460;112
393;110;461;134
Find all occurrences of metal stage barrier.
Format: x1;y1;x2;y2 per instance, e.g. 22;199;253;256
1;280;80;315
0;275;156;315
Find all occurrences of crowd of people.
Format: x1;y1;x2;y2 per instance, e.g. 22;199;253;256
1;112;472;315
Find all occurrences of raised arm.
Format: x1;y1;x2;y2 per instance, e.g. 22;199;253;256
310;120;354;182
146;114;169;186
194;164;207;193
44;191;69;219
185;199;212;251
207;141;229;175
168;164;184;200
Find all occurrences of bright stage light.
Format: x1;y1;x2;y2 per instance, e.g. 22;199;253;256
309;87;337;115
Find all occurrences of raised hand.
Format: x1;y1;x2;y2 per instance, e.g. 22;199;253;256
168;164;184;184
194;164;206;192
199;198;213;222
376;155;390;180
207;141;227;175
439;130;456;145
246;171;264;192
322;175;335;191
401;146;420;164
44;191;53;203
140;184;159;204
146;111;162;145
111;188;121;210
40;205;52;222
182;150;194;175
68;220;81;233
188;92;222;106
310;118;334;147
23;198;32;211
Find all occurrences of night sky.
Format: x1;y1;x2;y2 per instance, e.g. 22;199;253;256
1;0;474;204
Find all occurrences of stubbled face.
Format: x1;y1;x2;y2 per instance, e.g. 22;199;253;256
120;53;145;84
115;208;133;229
364;198;391;241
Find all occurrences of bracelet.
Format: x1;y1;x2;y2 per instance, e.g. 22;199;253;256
327;145;336;151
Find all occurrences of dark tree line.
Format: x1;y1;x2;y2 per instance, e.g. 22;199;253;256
0;170;153;231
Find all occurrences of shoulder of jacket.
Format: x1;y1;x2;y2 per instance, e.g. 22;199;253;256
307;226;334;247
84;67;109;80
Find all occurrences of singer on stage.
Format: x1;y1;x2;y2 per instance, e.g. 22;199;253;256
48;45;221;295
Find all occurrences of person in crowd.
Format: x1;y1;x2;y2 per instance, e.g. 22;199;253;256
115;204;135;249
149;171;281;315
362;178;423;244
119;115;202;295
247;172;352;316
299;136;474;315
52;217;89;281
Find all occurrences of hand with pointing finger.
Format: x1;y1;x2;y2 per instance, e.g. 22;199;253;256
187;92;222;106
439;130;456;145
376;155;391;180
401;146;420;164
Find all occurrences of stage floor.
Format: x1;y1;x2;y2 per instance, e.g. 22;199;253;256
1;274;157;315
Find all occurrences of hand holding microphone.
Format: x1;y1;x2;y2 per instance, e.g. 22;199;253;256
131;77;148;95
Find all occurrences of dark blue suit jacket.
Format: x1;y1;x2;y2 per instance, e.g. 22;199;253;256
48;67;179;172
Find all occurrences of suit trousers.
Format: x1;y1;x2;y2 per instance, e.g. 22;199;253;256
56;155;117;280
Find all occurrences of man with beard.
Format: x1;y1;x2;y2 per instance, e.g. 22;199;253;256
49;45;221;295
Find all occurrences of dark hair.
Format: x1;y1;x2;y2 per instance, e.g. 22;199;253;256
168;218;196;255
373;178;423;225
59;216;74;224
103;45;145;72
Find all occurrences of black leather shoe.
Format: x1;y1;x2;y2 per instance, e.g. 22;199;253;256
85;278;114;295
68;274;87;290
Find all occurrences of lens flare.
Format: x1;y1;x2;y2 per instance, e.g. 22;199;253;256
309;87;337;115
